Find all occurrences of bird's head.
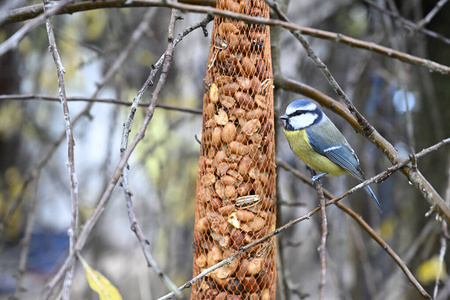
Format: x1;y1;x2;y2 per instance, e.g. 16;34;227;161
280;99;323;131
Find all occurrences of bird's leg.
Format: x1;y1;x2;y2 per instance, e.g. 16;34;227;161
311;172;328;185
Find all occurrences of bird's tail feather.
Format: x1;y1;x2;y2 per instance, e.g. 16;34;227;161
364;185;382;212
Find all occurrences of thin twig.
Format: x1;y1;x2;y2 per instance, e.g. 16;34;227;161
336;202;431;300
161;143;449;300
417;0;449;29
119;12;212;151
266;0;375;135
376;0;417;154
1;5;153;255
152;0;450;74
276;75;450;222
434;232;447;299
124;189;182;298
117;15;213;295
157;208;318;300
44;7;179;299
277;159;432;300
435;161;450;299
329;139;450;204
44;12;79;299
311;174;327;300
268;0;449;220
278;138;450;199
0;0;75;57
141;12;214;87
0;94;203;114
376;220;437;300
363;0;450;46
160;149;437;299
3;1;450;74
0;0;216;25
119;8;184;298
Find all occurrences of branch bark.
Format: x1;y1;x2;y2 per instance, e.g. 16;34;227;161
44;7;179;298
44;9;79;299
2;1;450;74
275;76;450;223
0;0;75;57
277;160;433;300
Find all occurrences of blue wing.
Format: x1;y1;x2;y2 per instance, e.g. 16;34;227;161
306;126;382;210
306;127;365;181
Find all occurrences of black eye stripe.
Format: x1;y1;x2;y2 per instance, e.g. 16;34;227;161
288;109;317;118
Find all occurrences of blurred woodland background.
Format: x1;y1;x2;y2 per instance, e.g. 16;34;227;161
0;0;449;299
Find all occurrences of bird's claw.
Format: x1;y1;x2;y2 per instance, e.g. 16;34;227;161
311;172;328;185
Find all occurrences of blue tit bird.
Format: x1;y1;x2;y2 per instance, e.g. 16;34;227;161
280;99;381;209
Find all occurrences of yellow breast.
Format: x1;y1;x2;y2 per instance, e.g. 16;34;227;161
283;129;347;176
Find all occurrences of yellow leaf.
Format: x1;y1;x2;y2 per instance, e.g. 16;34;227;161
416;255;448;285
78;254;122;300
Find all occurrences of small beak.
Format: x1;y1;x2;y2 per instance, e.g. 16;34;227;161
280;114;288;120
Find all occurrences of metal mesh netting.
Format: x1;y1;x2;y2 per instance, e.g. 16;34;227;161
191;0;276;299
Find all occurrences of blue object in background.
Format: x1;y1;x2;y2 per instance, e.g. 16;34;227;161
0;231;69;295
27;231;69;274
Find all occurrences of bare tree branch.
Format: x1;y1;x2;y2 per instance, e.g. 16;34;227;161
161;138;448;300
0;94;203;114
277;160;432;300
363;0;450;46
44;9;79;298
118;9;212;299
311;175;327;300
434;232;447;299
44;7;180;299
1;1;448;299
2;1;450;74
160;145;443;300
3;10;212;296
0;0;216;25
336;202;431;300
434;162;450;298
0;2;154;245
275;138;449;297
157;208;317;300
276;75;450;223
417;0;449;29
0;0;75;57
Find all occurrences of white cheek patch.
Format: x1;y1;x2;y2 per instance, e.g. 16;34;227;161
290;113;317;129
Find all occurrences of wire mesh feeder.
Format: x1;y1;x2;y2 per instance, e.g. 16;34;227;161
192;0;276;299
